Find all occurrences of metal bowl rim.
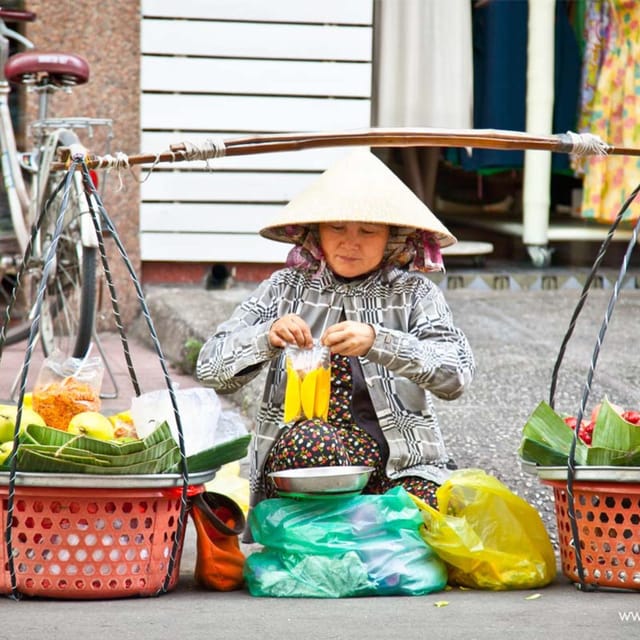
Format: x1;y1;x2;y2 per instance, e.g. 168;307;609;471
268;465;374;479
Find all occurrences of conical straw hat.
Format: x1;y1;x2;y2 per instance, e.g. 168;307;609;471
259;149;456;248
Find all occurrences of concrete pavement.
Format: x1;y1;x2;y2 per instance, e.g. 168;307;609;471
2;268;640;638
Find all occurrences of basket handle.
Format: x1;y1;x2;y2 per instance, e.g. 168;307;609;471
190;491;246;537
548;182;640;411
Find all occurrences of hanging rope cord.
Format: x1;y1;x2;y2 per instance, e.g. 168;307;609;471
3;161;80;599
76;159;190;595
546;181;640;591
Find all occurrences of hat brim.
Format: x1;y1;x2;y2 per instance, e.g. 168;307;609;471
259;150;457;248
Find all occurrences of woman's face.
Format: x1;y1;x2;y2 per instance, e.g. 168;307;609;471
318;222;390;278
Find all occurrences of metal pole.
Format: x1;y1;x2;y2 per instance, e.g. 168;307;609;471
523;0;556;255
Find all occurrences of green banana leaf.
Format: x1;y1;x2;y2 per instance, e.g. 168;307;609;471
17;439;178;468
17;443;113;465
518;437;569;467
139;421;175;448
9;421;180;474
1;422;248;476
17;445;181;475
185;434;252;473
591;397;640;451
521;398;640;467
22;421;174;454
521;401;588;463
585;446;640;466
17;448;115;472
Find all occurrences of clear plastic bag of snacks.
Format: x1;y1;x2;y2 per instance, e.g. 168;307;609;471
32;350;103;430
283;342;331;423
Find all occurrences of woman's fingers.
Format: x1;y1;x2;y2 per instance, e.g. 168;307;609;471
321;321;375;356
270;318;375;353
269;315;313;348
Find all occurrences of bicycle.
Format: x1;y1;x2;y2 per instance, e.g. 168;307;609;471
0;7;111;359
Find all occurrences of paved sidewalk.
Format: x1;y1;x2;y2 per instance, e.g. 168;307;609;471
2;279;640;639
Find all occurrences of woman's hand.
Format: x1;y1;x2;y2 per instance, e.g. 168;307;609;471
321;321;375;357
269;314;314;349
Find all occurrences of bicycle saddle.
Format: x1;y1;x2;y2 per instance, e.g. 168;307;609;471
4;50;89;86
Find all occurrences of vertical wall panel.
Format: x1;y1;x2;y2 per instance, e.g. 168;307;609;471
140;1;373;263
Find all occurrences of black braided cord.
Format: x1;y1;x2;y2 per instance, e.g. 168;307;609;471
78;162;189;595
4;162;79;599
548;181;640;591
79;168;141;397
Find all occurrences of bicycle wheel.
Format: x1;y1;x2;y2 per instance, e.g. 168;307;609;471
3;130;97;358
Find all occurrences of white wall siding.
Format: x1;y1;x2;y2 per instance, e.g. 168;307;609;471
141;20;372;61
142;0;372;24
140;94;370;132
141;58;371;97
140;0;373;263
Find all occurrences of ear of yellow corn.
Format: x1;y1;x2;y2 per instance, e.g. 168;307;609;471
283;357;331;423
314;367;331;421
284;362;302;423
300;369;318;419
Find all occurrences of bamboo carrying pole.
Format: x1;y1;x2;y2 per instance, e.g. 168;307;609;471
51;127;640;172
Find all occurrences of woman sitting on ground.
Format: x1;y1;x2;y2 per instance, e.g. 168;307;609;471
197;150;475;512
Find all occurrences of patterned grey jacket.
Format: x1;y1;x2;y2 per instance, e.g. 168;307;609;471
196;266;475;505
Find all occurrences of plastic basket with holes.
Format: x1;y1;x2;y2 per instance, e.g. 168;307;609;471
0;486;186;599
544;480;640;590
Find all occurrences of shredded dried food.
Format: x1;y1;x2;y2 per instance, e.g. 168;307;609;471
33;377;101;431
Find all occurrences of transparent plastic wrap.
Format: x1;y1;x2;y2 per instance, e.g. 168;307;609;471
32;351;103;431
245;487;447;597
283;343;331;423
130;387;223;457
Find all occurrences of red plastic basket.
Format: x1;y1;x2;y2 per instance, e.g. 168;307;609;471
544;479;640;590
1;486;186;599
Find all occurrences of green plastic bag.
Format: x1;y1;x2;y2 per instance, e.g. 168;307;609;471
245;486;448;597
412;469;557;590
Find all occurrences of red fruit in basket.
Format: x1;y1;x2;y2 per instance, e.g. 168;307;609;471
622;410;640;425
563;416;592;444
578;421;593;445
579;423;593;444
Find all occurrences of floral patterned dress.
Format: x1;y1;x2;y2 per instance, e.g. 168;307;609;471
576;1;640;223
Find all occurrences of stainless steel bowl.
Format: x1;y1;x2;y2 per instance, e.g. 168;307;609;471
269;465;374;494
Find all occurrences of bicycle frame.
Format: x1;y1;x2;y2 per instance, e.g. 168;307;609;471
0;18;31;252
0;15;110;259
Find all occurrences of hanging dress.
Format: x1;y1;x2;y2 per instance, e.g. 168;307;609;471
577;0;640;223
446;0;581;174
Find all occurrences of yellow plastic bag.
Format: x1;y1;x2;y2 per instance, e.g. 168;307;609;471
205;461;250;515
411;468;557;590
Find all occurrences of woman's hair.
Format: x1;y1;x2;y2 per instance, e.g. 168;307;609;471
284;224;444;276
